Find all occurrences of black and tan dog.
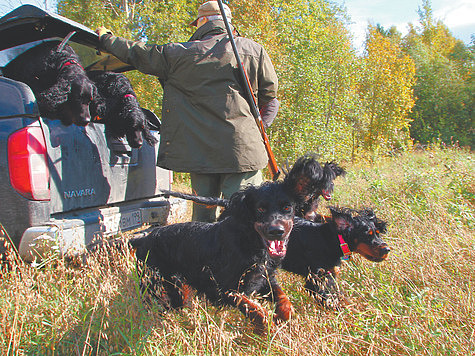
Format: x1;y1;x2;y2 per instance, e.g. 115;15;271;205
282;207;390;308
293;159;345;221
130;165;315;332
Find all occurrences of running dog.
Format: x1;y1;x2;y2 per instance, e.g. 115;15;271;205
282;207;390;308
130;165;314;332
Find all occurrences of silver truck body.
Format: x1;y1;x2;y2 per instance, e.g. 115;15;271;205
0;5;183;261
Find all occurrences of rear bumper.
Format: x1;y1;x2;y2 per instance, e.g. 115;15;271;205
18;197;188;262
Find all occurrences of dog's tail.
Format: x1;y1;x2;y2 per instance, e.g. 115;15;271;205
85;233;147;255
161;190;228;208
85;237;133;254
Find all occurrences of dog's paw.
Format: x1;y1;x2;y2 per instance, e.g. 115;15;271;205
275;296;294;322
249;308;273;335
253;320;273;335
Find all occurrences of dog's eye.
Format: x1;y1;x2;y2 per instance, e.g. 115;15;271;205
375;230;380;234
368;230;373;235
282;205;292;212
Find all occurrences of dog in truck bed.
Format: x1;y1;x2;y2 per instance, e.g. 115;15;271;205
87;71;158;148
3;40;96;127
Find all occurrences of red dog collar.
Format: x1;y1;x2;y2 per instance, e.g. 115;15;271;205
60;60;84;71
338;234;352;260
124;94;135;99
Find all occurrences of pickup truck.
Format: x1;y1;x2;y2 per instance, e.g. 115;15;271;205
0;5;184;262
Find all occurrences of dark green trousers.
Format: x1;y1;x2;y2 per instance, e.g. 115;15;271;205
190;171;263;222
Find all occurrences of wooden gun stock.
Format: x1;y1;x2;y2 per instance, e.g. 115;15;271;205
257;119;280;180
241;66;280;180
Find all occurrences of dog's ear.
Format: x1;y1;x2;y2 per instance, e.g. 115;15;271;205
375;219;387;234
325;161;346;178
226;188;256;222
140;109;159;146
37;78;71;119
361;208;375;220
142;125;158;146
284;154;323;202
360;208;387;233
90;85;106;119
329;206;353;231
142;108;161;132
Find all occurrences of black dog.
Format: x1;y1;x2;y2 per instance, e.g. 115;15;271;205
3;41;96;126
281;207;390;308
283;155;345;220
88;71;158;148
129;168;314;331
162;154;344;221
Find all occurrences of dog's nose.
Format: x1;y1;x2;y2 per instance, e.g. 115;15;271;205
381;246;391;255
268;225;285;238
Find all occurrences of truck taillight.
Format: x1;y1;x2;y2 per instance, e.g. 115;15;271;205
8;125;50;201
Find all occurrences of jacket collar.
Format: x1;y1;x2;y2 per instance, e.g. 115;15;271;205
189;20;235;41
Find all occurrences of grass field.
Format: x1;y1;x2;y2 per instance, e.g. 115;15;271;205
1;145;473;355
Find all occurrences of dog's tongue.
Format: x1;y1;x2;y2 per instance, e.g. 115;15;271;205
322;190;332;200
268;240;286;258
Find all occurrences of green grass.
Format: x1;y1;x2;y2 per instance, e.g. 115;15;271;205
1;146;473;355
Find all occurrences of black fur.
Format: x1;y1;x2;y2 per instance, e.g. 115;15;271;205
286;156;345;220
282;207;390;308
3;41;96;126
88;71;158;148
130;172;313;331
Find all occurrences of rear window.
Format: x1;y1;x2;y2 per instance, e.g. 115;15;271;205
0;38;130;73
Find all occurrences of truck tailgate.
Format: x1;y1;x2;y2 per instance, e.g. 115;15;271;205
43;119;169;214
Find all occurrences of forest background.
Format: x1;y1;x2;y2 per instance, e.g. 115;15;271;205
56;0;474;166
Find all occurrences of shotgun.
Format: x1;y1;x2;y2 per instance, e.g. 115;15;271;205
216;0;280;181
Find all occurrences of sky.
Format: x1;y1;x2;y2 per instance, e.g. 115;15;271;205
0;0;474;50
338;0;475;51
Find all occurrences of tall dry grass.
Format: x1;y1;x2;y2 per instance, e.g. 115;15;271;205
0;146;473;355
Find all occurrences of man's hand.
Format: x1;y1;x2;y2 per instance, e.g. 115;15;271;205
95;26;112;38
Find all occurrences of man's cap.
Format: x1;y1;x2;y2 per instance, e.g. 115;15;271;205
190;1;232;26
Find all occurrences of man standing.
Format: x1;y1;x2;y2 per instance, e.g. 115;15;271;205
96;1;279;222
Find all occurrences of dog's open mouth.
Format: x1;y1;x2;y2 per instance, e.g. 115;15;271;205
263;238;288;258
254;222;292;259
322;190;332;200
